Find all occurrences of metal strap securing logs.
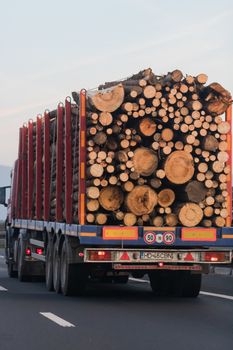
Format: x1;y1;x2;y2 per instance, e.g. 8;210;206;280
36;115;43;220
56;104;64;222
65;97;73;224
43;111;51;221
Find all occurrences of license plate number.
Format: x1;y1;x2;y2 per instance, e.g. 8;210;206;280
140;252;175;260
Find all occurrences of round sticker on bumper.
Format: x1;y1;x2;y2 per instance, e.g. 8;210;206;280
144;232;156;244
163;232;175;245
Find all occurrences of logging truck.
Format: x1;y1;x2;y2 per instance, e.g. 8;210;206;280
1;68;233;297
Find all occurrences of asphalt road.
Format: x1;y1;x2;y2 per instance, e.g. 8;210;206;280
0;250;232;350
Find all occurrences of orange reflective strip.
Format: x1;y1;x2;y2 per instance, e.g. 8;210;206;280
80;193;85;225
81;162;85;179
81;131;85;148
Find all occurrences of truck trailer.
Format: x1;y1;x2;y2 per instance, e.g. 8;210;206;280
1;68;233;297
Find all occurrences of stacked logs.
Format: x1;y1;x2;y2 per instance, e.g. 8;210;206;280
76;68;232;227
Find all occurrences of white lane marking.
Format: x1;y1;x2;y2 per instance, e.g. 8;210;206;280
40;312;75;327
0;255;4;259
129;278;233;301
200;291;233;301
129;277;149;283
0;285;8;291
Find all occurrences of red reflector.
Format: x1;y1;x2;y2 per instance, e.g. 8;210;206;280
89;251;112;261
120;252;130;261
36;248;43;255
203;252;226;262
158;262;164;267
25;248;31;256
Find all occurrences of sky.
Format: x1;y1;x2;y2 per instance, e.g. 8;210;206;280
0;0;233;167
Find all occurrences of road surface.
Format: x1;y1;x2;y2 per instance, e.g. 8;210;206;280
0;250;232;350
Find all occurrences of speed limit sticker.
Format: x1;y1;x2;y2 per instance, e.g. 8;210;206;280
144;232;156;244
163;232;175;245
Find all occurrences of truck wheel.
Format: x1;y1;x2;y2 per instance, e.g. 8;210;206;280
17;239;30;282
45;242;54;291
181;272;202;298
60;241;88;296
112;275;129;284
7;261;17;278
53;241;61;293
149;271;172;296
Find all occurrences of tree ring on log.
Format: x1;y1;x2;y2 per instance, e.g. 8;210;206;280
91;84;125;112
126;185;158;216
158;189;175;207
99;186;123;211
133;147;158;176
164;151;194;184
178;203;203;227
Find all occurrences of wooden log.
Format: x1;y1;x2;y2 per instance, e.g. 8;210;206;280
152;216;164;227
196;73;208;84
133;147;158;176
214;216;226;227
164;151;194;184
139;118;156;136
165;213;178;226
86;186;100;199
88;164;104;178
184;181;207;203
87;213;95;223
217;121;231;134
202;135;219;151
150;178;162;189
99;112;113;126
123;181;134;192
93;132;107;145
90;84;124;112
96;213;108;225
204;82;231;115
143;85;156;99
161;128;174;142
126;185;158;215
158;189;175;207
123;213;137;226
86;199;100;212
99;186;123;211
178;203;203;227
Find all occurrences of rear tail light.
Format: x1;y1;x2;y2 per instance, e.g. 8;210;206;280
36;248;43;255
25;248;31;256
201;252;228;262
88;250;112;261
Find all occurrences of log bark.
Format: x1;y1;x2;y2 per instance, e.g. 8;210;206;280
184;181;207;203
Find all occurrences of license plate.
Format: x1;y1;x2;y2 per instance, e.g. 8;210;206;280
140;251;175;261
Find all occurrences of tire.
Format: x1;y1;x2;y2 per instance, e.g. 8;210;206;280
7;261;17;278
45;241;54;291
112;275;129;284
181;272;202;298
53;240;61;293
17;239;30;282
60;240;88;296
149;271;173;296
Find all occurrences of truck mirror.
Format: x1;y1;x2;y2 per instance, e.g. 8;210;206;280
0;186;10;207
